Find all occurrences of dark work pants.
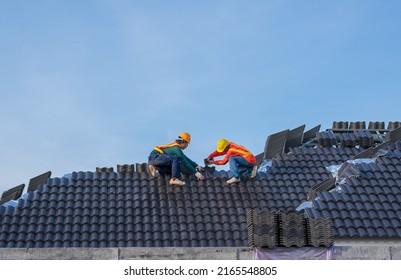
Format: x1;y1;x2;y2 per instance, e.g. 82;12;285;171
148;152;181;178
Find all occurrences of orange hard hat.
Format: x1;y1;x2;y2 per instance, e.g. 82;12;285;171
178;132;191;143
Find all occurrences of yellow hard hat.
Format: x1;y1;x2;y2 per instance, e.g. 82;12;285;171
178;132;191;143
217;139;229;152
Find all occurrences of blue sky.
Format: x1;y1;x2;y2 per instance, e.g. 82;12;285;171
1;0;401;194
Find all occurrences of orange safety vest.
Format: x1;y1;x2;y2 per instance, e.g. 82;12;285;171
227;142;256;164
209;142;256;165
153;142;180;154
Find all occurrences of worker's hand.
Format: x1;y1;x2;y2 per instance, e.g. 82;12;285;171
204;158;214;165
195;172;205;181
196;165;204;172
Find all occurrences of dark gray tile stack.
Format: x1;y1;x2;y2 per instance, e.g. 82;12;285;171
284;125;305;153
349;121;366;130
369;121;385;130
247;210;333;248
305;218;333;247
263;129;289;160
385;126;401;144
278;211;305;247
332;121;399;134
307;177;336;201
302;124;321;144
255;152;264;166
388;121;401;130
330;130;375;149
353;141;390;159
247;210;277;248
353;130;374;148
96;167;114;173
336;133;358;148
27;171;51;193
117;164;135;173
332;121;349;130
0;184;25;205
316;131;337;147
135;163;149;173
337;162;361;180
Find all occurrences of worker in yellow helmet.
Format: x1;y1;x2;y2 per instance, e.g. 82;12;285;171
206;138;257;184
148;132;205;186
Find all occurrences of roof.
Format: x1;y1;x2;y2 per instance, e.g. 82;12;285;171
1;121;401;248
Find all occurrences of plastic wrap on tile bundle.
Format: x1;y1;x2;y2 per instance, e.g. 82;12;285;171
1;200;17;207
348;158;376;165
258;159;272;173
325;164;342;179
254;246;335;260
326;158;376;181
296;201;312;211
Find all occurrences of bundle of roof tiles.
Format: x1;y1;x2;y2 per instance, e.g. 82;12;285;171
317;131;337;148
247;210;333;248
337;133;358;148
353;130;374;148
0;184;25;205
306;218;334;247
278;211;307;247
247;210;277;248
117;164;135;173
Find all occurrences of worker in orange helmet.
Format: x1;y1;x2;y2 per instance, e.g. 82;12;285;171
205;139;257;184
148;132;205;186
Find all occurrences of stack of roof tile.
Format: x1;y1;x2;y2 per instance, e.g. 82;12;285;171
349;121;366;130
27;171;51;193
247;210;277;248
353;130;374;148
0;184;25;205
247;210;334;248
386;126;401;144
117;164;135;173
337;162;361;180
337;133;358;148
135;163;149;173
278;211;306;247
263;129;289;160
388;121;401;130
332;121;349;130
302;124;321;144
306;218;334;247
96;167;114;173
353;141;390;159
369;121;385;130
317;131;337;147
307;177;336;201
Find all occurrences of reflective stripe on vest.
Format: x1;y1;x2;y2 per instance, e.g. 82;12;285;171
153;142;180;154
229;143;255;163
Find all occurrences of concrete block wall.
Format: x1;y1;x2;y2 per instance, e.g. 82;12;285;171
333;246;401;260
0;248;119;260
119;247;253;260
1;246;401;260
